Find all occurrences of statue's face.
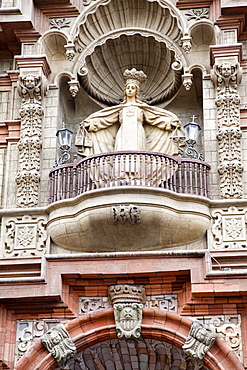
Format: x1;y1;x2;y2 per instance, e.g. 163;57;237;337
125;83;137;98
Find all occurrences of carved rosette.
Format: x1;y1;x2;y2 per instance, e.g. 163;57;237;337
108;284;146;339
16;74;45;207
182;321;217;365
212;62;243;198
40;323;77;368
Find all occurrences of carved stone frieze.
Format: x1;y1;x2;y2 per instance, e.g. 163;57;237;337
16;74;46;207
3;215;49;257
212;61;243;198
112;205;141;224
40;323;77;368
182;321;217;365
196;315;242;362
146;294;178;312
78;297;110;315
15;319;61;365
108;284;146;339
210;206;247;249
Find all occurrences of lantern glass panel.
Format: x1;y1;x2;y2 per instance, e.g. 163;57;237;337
56;128;73;151
184;123;201;144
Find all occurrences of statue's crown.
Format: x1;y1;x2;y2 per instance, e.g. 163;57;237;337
108;284;146;304
123;68;147;86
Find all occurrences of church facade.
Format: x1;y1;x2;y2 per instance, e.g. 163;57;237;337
0;0;247;369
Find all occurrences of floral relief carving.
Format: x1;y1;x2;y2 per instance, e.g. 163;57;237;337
210;206;247;249
50;18;71;29
212;62;243;198
16;74;46;207
3;215;49;257
185;8;209;21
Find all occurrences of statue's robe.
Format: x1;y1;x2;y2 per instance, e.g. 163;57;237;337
77;102;184;157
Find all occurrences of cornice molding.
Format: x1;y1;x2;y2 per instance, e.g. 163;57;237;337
210;44;243;65
15;55;51;77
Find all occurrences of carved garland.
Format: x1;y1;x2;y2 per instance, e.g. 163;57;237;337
212;62;243;198
16;75;45;207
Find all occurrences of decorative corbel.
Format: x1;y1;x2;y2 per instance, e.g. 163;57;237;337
183;321;217;367
108;284;146;339
40;323;77;369
68;79;80;98
181;34;192;54
182;71;193;90
65;41;76;61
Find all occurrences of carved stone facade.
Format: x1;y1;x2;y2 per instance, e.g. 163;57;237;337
16;74;46;207
212;62;243;199
2;215;49;257
210;206;247;249
40;323;77;368
108;285;146;339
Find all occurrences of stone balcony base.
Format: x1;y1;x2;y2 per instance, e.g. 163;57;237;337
47;187;211;252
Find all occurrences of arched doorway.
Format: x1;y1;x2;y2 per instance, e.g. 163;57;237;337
15;309;244;370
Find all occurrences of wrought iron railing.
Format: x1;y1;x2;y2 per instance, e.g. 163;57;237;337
49;151;210;203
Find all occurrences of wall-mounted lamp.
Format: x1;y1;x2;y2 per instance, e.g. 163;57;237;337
55;123;73;166
184;116;203;160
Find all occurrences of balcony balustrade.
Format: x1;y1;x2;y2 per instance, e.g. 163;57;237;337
49;151;210;203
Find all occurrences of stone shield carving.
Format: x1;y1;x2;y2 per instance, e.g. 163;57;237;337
108;284;146;339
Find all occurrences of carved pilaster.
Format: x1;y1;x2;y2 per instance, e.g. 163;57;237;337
212;61;243;198
108;284;146;339
40;323;77;368
16;74;46;207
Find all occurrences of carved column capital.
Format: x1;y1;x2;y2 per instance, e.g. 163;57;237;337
108;284;146;339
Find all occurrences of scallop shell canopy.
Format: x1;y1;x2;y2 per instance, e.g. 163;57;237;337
76;0;184;106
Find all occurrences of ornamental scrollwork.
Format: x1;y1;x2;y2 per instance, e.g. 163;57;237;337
210;206;247;249
16;74;46;207
3;215;49;257
212;62;243;198
182;321;217;365
40;323;77;368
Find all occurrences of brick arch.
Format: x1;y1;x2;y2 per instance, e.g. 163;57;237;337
15;309;244;370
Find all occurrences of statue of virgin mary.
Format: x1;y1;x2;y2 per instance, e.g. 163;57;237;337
75;68;184;157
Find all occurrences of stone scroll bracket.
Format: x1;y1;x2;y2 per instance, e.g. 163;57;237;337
108;284;146;340
40;323;77;369
211;56;243;199
182;321;217;367
15;57;50;208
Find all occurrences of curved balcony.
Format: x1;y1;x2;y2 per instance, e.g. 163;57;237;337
47;151;211;252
